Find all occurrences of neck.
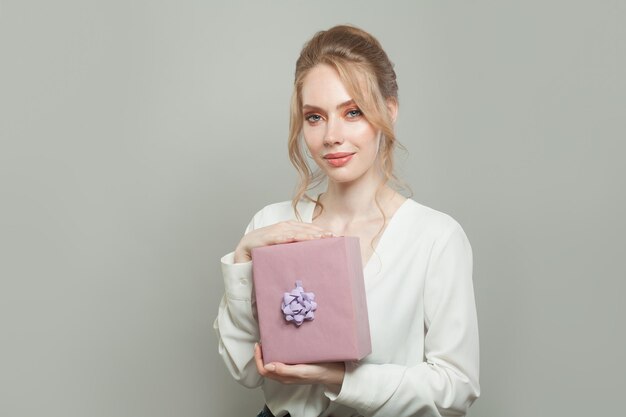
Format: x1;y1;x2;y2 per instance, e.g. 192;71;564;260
318;170;395;222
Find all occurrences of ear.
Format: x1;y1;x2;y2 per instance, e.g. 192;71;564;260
386;98;398;123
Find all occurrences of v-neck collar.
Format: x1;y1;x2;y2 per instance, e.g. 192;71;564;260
300;197;412;274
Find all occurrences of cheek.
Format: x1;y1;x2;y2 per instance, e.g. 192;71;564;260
302;126;323;148
352;124;379;151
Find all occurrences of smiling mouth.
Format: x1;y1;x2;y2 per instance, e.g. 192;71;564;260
324;152;356;159
323;152;355;167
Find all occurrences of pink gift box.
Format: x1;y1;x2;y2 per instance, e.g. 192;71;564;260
251;237;371;365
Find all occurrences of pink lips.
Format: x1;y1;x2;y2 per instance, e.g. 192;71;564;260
323;152;355;167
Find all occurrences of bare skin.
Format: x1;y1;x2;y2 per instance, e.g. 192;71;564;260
254;343;345;388
234;221;335;263
311;187;406;268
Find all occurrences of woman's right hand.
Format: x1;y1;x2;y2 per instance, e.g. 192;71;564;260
233;221;335;263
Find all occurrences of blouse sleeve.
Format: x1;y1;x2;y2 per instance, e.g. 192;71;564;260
213;216;263;388
326;222;480;416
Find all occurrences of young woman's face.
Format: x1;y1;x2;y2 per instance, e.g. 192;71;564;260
301;64;381;185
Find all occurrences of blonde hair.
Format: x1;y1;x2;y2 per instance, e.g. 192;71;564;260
288;25;406;218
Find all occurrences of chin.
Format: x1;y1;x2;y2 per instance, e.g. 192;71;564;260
325;171;367;184
326;165;380;185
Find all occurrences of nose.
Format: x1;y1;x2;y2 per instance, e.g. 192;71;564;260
323;117;344;147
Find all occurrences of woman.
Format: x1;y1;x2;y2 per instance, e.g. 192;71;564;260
214;25;480;417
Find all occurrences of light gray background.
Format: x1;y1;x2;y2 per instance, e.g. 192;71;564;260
1;1;624;416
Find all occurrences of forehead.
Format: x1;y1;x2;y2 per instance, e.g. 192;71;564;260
301;64;352;107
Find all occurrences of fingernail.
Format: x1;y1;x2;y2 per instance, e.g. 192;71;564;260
264;363;276;372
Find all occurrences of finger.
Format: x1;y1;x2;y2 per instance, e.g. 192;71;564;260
248;223;337;249
273;233;316;244
271;362;310;379
273;231;336;245
254;343;268;376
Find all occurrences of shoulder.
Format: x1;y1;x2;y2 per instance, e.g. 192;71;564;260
399;199;469;244
246;199;312;232
395;199;473;264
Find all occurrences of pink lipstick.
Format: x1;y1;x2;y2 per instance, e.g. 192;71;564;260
323;152;355;167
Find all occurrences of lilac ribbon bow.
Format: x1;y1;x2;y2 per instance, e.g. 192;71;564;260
281;280;317;326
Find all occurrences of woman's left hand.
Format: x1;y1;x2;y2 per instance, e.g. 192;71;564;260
254;343;345;387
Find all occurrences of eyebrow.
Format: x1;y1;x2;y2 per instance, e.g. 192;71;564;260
302;99;356;112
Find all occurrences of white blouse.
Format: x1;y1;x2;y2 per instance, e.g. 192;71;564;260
214;198;480;417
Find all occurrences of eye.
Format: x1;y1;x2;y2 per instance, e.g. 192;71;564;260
346;108;362;118
305;114;322;123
